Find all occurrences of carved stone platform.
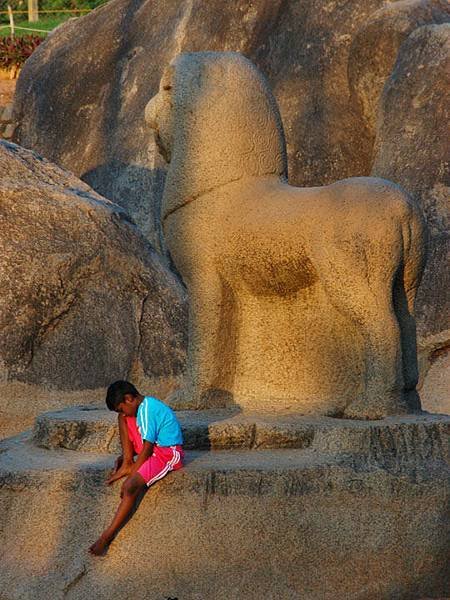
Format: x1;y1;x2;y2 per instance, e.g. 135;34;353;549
0;407;449;599
34;405;450;458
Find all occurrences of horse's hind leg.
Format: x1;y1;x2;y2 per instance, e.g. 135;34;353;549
342;300;406;419
392;265;420;411
392;210;427;410
321;266;405;418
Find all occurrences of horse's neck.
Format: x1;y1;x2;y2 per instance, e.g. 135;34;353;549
162;171;285;223
161;139;286;221
161;155;239;221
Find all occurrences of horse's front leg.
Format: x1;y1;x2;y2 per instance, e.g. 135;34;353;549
183;270;235;408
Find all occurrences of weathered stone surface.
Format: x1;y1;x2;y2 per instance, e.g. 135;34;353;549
370;23;450;413
420;345;450;415
372;23;449;337
0;103;13;122
11;1;449;402
13;0;392;253
33;405;450;457
349;0;450;152
147;52;426;417
0;141;187;437
0;416;449;598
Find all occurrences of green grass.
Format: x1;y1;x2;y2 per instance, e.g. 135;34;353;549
0;13;83;37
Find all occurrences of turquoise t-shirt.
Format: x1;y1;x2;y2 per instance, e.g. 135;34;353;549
136;396;183;447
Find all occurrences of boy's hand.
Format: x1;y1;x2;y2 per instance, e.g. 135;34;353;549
106;462;132;485
89;532;113;556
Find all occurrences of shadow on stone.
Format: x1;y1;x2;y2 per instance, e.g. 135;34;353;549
82;162;167;256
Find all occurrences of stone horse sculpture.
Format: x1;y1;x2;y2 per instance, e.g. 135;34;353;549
145;52;426;419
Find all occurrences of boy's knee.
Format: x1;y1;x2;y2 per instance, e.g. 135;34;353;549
123;476;144;497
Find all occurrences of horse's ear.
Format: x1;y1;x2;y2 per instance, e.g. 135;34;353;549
161;64;176;90
145;65;176;127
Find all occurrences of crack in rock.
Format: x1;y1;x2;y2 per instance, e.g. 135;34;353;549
62;562;86;597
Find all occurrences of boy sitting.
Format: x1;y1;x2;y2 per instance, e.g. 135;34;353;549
89;380;184;556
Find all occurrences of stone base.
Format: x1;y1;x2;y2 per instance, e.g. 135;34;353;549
34;405;450;456
0;409;449;599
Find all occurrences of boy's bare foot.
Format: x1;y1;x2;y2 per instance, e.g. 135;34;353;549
89;533;113;556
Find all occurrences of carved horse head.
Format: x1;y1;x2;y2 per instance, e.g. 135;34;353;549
145;52;288;222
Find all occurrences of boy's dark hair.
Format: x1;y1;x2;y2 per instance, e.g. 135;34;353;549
106;380;139;412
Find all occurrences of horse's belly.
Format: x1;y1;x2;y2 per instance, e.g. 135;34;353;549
220;235;318;296
232;290;365;412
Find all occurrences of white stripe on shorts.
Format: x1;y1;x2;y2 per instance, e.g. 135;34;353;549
146;446;181;488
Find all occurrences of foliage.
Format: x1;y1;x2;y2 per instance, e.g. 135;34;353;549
40;0;108;9
0;0;109;34
0;34;42;68
0;0;108;10
0;14;74;34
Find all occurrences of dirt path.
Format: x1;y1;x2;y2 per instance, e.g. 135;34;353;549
0;79;16;105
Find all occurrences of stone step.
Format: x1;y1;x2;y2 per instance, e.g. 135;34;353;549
0;431;363;482
1;428;449;599
32;405;450;459
0;430;447;497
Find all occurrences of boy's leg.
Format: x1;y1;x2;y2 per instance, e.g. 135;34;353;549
119;414;136;461
138;445;183;486
89;447;183;556
89;472;146;555
107;415;136;484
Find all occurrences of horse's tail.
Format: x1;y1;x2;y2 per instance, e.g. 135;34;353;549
395;191;427;397
402;196;427;317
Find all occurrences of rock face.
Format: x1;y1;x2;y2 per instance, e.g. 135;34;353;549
148;52;426;418
13;0;393;252
1;410;449;598
0;141;187;436
349;0;450;155
11;0;450;405
371;23;450;412
421;347;450;414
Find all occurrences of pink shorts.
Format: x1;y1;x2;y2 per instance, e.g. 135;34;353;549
125;417;184;487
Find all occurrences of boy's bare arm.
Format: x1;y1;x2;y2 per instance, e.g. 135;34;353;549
107;440;154;485
124;441;154;479
116;442;153;498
